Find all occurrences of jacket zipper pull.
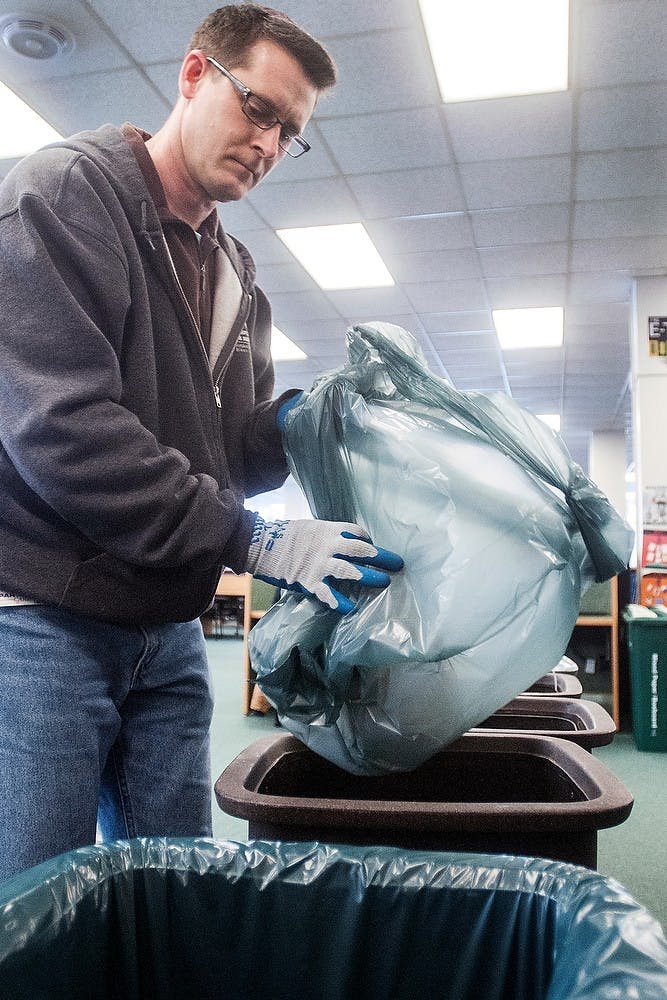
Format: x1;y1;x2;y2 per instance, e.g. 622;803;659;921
213;384;222;408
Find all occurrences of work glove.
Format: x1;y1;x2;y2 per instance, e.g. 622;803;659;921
276;391;304;431
245;515;404;614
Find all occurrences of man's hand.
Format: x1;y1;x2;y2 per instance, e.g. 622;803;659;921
276;391;304;431
245;516;404;614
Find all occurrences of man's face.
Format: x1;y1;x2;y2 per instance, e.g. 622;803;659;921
181;39;318;204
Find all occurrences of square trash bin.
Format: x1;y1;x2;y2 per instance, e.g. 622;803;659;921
1;839;666;1000
470;696;615;750
523;672;583;697
623;604;667;751
215;732;632;869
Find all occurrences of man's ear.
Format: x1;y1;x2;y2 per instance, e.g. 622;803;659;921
179;49;208;100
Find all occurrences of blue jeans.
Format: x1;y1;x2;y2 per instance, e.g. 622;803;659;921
0;606;213;883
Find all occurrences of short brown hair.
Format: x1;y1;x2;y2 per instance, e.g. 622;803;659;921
188;4;337;92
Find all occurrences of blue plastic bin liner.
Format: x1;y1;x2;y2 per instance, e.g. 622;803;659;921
0;838;665;1000
250;322;633;775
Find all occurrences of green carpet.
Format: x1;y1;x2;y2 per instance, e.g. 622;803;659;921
207;638;667;934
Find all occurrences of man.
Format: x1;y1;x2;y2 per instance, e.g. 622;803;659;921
0;5;402;882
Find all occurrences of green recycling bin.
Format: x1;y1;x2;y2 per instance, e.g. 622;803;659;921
623;604;667;751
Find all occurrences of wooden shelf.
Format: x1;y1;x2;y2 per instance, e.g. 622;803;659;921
213;573;276;715
214;572;255;714
574;576;619;728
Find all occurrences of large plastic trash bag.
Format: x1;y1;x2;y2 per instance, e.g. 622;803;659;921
0;838;665;1000
249;322;633;775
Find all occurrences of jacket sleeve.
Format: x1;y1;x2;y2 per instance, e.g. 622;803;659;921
0;153;249;572
242;283;297;498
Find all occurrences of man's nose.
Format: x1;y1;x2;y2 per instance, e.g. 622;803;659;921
251;122;282;159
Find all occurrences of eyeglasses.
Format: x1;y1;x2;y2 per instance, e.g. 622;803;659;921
205;56;311;158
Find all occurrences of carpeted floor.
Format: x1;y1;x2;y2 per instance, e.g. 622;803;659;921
207;637;667;934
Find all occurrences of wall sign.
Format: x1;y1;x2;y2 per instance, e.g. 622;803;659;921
648;316;667;357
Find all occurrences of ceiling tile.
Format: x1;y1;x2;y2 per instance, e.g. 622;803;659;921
438;348;500;369
348;166;465;218
577;83;667;151
576;0;667;88
421;312;494;335
386;249;482;283
404;279;488;312
254;261;317;295
479;243;569;278
459;156;572;210
18;69;170;135
445;92;573;162
575;148;667;201
502;352;563;371
573;198;667;240
268;290;342;323
319;107;452;175
228;228;294;267
567;302;630;325
321;29;438;117
88;0;208;62
485;275;567;308
471;204;570;247
278;318;346;345
143;61;180;105
324;285;415;319
246;177;360;227
367;215;475;255
280;0;417;36
0;1;130;84
429;331;498;350
568;272;634;304
217;201;267;234
570;235;667;271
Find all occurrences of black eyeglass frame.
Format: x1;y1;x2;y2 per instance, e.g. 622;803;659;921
205;55;311;158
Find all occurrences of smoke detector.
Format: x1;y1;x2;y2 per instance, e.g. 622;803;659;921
0;15;74;61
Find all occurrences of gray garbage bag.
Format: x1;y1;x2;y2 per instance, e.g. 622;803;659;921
249;322;633;775
1;839;667;1000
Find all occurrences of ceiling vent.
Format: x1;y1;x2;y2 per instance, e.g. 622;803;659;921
0;16;74;61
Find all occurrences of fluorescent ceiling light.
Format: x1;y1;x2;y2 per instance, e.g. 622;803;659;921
271;326;307;361
0;80;61;157
276;223;394;290
537;413;561;432
419;0;569;103
493;306;564;350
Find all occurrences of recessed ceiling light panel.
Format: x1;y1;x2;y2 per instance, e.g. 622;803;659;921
537;413;561;432
0;80;62;157
493;306;564;350
276;223;394;291
419;0;569;103
271;326;307;362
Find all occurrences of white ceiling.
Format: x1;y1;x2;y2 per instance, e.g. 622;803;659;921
1;0;665;470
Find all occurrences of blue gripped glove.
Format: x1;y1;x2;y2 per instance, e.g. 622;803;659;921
276;391;304;431
244;515;404;614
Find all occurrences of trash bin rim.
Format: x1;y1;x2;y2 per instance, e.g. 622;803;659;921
472;696;616;746
215;732;634;834
1;837;665;1000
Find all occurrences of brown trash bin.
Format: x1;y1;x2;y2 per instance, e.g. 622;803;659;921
471;696;615;750
215;732;632;869
524;672;583;697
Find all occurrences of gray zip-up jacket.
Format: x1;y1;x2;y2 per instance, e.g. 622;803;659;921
0;125;293;625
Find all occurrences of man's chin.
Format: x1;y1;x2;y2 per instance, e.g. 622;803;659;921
212;175;257;204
